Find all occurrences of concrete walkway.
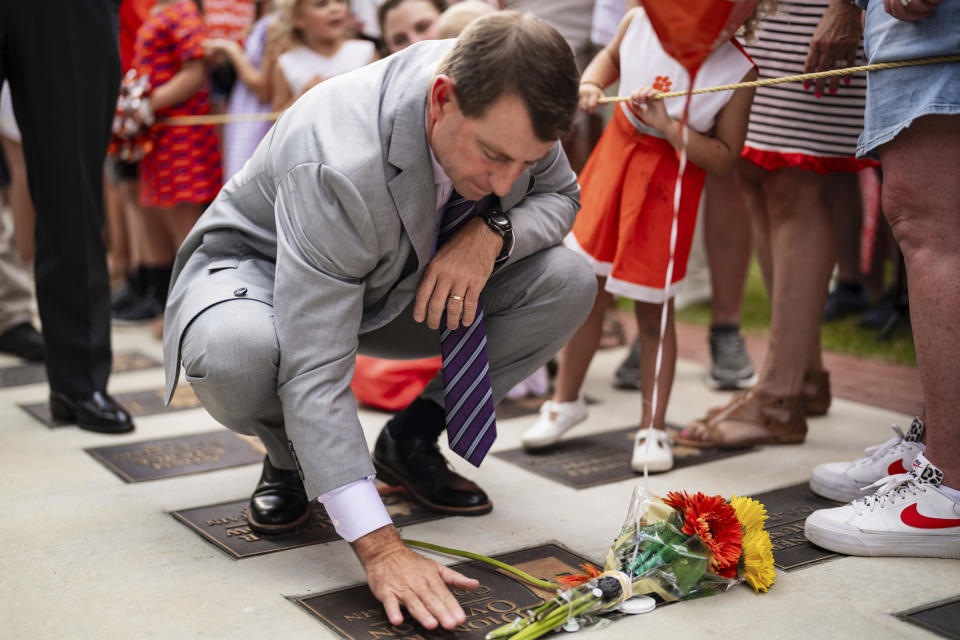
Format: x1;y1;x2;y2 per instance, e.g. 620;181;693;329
1;323;957;639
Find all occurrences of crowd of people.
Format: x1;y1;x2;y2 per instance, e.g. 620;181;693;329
0;0;956;631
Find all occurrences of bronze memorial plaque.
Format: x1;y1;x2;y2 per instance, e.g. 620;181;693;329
171;485;444;559
0;349;160;388
896;595;960;639
292;543;602;640
21;383;202;428
494;426;755;489
748;483;844;570
85;430;265;482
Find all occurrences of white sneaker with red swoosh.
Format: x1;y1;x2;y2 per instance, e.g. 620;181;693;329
805;453;960;558
809;418;926;503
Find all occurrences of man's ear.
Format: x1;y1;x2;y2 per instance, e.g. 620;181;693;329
428;75;457;120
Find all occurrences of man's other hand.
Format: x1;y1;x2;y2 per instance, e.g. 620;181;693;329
353;525;480;629
414;217;501;330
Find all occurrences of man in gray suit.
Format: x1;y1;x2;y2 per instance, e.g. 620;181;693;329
163;12;595;628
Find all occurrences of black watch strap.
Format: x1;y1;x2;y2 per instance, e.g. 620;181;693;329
482;208;513;263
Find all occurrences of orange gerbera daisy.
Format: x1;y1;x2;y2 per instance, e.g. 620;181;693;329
663;491;743;576
557;563;602;588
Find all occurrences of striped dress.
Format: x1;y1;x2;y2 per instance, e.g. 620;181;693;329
742;0;875;173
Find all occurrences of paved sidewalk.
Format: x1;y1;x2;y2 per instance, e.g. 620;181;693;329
1;323;956;639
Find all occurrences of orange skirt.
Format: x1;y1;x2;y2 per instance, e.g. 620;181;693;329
568;107;706;303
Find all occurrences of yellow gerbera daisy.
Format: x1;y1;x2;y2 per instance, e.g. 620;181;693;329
741;528;776;593
730;495;768;535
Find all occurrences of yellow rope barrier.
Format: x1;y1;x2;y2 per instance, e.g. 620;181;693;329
157;54;959;125
163;111;283;126
596;54;960;104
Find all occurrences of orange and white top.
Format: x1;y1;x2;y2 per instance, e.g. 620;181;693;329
618;9;755;134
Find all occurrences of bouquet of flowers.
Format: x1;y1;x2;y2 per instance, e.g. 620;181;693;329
486;487;776;640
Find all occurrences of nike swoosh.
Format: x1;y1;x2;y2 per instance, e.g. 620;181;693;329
888;460;909;475
900;503;960;529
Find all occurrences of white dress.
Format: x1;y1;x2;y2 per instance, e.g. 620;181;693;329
618;9;755;135
277;40;376;97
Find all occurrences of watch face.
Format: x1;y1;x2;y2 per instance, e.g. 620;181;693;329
488;212;510;228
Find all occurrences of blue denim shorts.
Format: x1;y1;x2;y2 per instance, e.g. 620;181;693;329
857;0;960;159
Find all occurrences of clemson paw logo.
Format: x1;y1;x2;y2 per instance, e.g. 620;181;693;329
653;75;672;92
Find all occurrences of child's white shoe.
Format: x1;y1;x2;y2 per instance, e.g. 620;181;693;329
631;428;674;473
521;397;588;450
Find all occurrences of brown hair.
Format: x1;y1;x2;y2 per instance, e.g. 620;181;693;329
740;0;779;43
378;0;448;37
437;11;579;142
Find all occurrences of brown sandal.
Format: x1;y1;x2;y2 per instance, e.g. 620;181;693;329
698;369;831;419
802;369;831;416
676;388;807;449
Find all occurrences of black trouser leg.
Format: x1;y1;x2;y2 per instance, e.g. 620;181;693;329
1;0;120;395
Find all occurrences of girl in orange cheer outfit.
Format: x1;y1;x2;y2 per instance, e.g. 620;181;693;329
523;6;764;472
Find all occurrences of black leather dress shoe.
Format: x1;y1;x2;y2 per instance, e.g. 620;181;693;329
49;391;134;434
0;322;45;362
373;427;492;516
247;457;309;534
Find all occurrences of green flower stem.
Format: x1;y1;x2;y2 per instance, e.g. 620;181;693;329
485;617;531;639
402;539;561;592
510;595;600;640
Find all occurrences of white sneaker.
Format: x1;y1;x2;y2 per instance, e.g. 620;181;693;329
630;427;674;473
521;397;588;450
809;418;926;503
805;453;960;558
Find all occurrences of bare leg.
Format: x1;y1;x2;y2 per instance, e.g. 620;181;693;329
553;277;612;402
117;180;144;271
878;114;960;486
635;300;675;431
685;167;835;444
831;171;864;284
704;172;751;326
738;160;773;296
756;168;836;396
103;173;127;283
137;207;176;267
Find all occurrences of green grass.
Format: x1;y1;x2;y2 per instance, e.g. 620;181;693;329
672;259;917;366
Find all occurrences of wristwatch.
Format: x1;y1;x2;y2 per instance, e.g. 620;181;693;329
481;207;514;264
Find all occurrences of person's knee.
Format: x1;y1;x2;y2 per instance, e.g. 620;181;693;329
634;301;664;337
882;173;937;257
181;301;279;409
546;249;597;324
761;169;823;224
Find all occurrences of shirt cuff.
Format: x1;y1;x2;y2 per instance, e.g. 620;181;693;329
318;476;393;543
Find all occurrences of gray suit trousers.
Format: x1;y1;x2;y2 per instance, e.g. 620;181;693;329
179;246;595;469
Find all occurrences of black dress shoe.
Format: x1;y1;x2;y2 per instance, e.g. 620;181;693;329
49;391;135;434
247;457;309;534
373;427;492;516
0;322;45;362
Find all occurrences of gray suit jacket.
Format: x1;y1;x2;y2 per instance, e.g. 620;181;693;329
163;39;580;497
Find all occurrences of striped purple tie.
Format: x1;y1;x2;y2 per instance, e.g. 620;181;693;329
438;192;497;467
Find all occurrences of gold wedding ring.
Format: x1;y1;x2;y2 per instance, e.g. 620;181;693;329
448;294;465;302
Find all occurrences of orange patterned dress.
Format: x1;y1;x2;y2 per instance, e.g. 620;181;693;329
133;0;222;208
